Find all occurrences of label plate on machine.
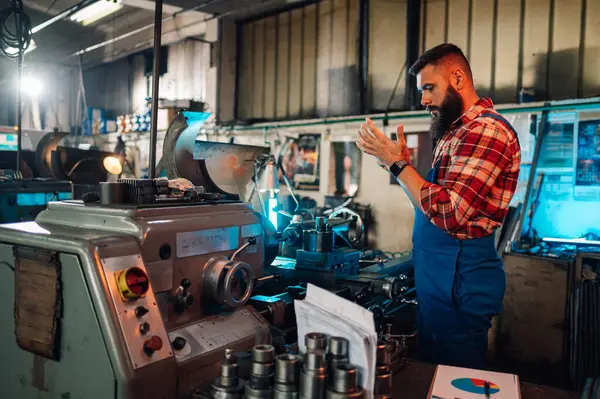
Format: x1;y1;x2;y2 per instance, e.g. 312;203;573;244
176;227;239;258
168;307;266;363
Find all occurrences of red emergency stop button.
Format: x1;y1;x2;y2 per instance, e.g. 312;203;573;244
143;335;163;356
116;267;149;301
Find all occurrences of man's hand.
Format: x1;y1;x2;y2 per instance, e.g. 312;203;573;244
356;118;410;167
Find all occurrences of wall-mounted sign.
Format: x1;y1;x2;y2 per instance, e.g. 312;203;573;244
280;134;321;191
574;120;600;201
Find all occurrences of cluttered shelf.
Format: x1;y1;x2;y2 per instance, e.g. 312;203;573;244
393;360;579;399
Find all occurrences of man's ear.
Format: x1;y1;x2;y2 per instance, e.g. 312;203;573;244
452;69;465;90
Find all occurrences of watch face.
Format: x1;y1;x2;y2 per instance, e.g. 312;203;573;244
391;161;407;177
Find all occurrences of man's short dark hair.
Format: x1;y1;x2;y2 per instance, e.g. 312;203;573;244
409;43;472;77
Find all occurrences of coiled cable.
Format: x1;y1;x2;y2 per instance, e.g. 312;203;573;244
0;0;32;59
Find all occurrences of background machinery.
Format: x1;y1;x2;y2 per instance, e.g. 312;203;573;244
0;114;415;398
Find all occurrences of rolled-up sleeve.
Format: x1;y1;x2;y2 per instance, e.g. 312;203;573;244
419;123;512;234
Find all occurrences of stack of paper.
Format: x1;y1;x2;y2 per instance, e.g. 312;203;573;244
429;365;521;399
294;284;378;398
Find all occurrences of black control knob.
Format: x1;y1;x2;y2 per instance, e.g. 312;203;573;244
172;336;187;350
183;294;194;306
139;322;150;335
135;306;149;317
181;278;191;289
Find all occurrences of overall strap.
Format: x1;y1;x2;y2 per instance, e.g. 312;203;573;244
479;111;520;146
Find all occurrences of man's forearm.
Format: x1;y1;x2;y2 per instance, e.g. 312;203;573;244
393;165;427;210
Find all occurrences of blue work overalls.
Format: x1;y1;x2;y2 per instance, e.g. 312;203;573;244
412;112;517;370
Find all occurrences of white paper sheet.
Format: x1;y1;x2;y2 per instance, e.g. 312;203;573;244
430;365;521;399
294;284;378;398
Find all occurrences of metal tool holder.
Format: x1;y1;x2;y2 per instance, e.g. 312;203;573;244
245;345;276;398
204;332;394;399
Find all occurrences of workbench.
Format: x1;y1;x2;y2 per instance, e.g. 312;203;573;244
393;360;579;398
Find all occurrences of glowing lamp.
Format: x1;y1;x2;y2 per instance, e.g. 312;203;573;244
103;156;123;175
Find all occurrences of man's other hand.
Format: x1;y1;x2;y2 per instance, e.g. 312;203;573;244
356;118;410;167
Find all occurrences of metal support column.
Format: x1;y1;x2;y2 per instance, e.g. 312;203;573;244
16;50;22;173
405;0;421;110
358;0;369;114
149;0;163;179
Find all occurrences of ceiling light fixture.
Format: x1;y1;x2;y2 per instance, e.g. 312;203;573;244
69;0;123;26
4;39;36;57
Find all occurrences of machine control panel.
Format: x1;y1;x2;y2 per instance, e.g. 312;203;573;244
115;266;150;301
101;255;173;370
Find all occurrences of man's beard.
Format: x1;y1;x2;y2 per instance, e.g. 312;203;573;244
428;86;464;145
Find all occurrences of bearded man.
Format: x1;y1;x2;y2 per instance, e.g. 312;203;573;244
356;43;521;369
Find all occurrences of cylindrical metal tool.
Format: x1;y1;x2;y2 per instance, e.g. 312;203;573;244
274;354;302;399
209;349;245;399
245;345;275;398
302;217;334;252
305;332;328;352
374;341;393;398
326;363;365;399
376;341;391;366
327;337;349;384
300;350;327;399
374;370;393;399
100;182;125;205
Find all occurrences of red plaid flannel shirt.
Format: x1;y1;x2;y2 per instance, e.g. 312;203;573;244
419;98;521;239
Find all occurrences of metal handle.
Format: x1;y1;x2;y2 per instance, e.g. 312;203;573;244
328;207;364;245
231;237;257;260
384;323;418;340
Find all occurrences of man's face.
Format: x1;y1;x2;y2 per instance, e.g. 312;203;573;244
416;64;464;141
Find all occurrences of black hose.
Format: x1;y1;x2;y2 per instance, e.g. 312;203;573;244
0;0;32;59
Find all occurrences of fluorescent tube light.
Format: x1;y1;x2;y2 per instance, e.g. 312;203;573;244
69;0;123;26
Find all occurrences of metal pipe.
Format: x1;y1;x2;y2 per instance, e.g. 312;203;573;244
515;0;525;102
466;0;473;59
546;0;555;100
286;11;292;118
490;0;499;99
405;0;420;110
577;0;587;98
231;97;600;131
149;0;163;179
516;110;548;245
358;0;369;114
16;44;22;173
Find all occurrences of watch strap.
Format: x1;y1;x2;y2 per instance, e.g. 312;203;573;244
389;160;409;178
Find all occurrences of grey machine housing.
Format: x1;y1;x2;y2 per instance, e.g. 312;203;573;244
0;126;279;399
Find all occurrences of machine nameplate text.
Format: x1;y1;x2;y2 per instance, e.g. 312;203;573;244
176;227;240;258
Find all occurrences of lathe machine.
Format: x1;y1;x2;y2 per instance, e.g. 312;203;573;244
0;126;414;399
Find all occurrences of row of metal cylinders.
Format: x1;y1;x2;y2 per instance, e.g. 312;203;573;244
207;332;394;399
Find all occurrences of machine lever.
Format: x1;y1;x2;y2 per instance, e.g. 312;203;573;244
256;273;280;283
231;237;257;260
173;278;194;314
383;323;418;343
359;259;384;264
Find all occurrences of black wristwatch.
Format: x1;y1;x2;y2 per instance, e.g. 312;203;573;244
389;160;409;178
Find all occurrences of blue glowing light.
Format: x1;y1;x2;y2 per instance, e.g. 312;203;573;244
268;197;278;231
